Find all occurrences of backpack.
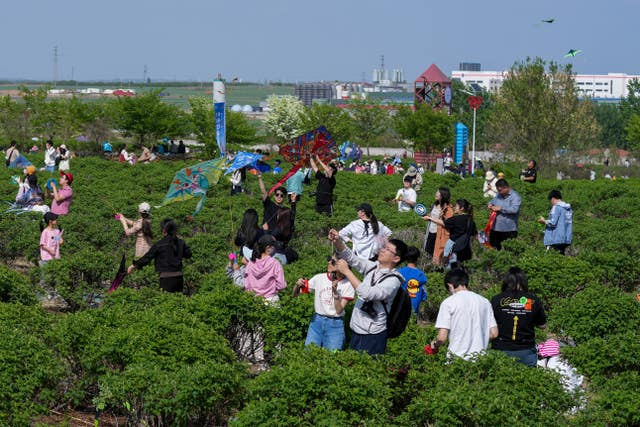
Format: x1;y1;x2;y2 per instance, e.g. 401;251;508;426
368;270;413;339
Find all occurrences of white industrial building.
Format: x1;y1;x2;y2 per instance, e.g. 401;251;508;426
451;70;640;101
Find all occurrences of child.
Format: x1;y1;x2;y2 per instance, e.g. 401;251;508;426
40;212;63;266
396;246;427;316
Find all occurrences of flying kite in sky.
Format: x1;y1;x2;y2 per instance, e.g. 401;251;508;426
564;49;582;58
541;18;555;23
269;126;338;194
161;157;226;217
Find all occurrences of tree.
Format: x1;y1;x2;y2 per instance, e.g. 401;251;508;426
111;89;189;145
625;114;640;154
346;99;391;152
451;79;494;152
486;57;599;168
0;95;25;142
264;95;305;140
593;103;625;148
393;104;454;153
300;104;354;144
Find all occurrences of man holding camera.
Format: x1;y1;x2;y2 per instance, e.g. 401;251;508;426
293;255;355;350
328;229;407;355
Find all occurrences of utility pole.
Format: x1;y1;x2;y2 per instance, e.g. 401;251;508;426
53;46;59;86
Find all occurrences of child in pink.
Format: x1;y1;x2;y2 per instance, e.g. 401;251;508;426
40;212;63;265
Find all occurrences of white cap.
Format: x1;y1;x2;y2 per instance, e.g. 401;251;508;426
138;202;151;214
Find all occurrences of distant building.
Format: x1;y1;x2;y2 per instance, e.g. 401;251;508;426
451;70;640;101
459;62;481;72
295;83;336;106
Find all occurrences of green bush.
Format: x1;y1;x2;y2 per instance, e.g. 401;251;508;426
0;264;37;305
576;371;640;426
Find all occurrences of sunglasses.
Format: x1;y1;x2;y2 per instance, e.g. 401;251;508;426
274;193;285;197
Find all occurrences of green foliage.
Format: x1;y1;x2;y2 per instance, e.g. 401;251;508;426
593;103;625;148
562;330;640;378
576;371;640;426
549;285;640;344
0;264;37;304
396;352;579;427
300;103;355;144
0;304;66;426
394;104;455;153
346;99;392;149
232;347;394;426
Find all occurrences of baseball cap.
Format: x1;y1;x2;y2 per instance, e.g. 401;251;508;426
60;171;73;184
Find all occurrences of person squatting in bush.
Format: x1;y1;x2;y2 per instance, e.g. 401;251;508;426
128;219;192;293
328;228;408;356
491;267;547;367
117;202;154;259
293;254;355;351
243;234;286;305
339;203;392;261
428;269;498;360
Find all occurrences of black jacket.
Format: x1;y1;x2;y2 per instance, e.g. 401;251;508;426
134;235;192;273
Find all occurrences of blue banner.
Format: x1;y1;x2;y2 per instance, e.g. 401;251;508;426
214;102;226;156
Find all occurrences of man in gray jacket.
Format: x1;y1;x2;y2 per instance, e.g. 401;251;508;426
328;228;407;355
488;179;522;250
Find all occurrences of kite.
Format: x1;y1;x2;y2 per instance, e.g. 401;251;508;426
564;49;582;58
339;141;363;163
161;157;226;217
269;126;338;195
225;151;264;175
541;18;555;23
477;211;497;249
108;254;127;293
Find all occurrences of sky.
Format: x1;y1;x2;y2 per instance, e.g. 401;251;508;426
2;0;639;83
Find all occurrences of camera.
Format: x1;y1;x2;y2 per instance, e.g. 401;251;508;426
326;255;336;266
361;301;378;318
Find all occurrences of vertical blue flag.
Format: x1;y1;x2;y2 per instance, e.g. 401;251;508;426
213;79;226;157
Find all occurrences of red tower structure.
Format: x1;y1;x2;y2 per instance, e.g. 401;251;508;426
414;64;452;114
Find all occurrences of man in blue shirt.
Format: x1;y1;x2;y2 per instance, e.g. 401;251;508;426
488;179;522;250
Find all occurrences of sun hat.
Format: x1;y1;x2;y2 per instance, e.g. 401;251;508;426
138;202;151;214
485;170;495;180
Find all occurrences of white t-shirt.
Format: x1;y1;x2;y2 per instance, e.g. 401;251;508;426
396;188;417;212
428;205;442;233
339;219;393;260
308;273;355;317
435;290;497;360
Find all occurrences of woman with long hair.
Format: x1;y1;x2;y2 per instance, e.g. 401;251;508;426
117;202;154;259
128;218;192;293
427;198;476;269
491;267;547;367
339;203;392;260
422;187;453;265
243;234;286;304
234;208;264;258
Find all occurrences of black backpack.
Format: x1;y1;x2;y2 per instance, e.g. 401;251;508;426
369;270;413;339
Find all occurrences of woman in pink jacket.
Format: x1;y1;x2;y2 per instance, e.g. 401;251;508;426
244;234;286;304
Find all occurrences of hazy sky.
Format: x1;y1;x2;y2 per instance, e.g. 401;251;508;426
2;0;639;82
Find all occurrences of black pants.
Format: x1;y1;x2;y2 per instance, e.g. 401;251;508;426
424;232;437;257
489;230;518;250
159;275;184;293
316;203;333;216
549;244;569;255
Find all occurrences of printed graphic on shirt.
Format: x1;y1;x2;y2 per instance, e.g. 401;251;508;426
499;296;533;313
406;278;420;299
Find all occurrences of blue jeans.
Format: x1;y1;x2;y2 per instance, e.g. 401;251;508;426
45;165;55;172
305;313;346;351
501;347;538;367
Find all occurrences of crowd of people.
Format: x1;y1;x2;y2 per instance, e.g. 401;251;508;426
4;143;578;366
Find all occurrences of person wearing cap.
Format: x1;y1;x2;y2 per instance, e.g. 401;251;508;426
487;179;521;250
491;267;547;367
293;254;355;350
49;171;74;216
339;203;392;260
310;154;337;215
243;234;286;304
328;228;408;355
128;218;192;293
44;140;57;172
403;165;423;191
429;269;498;360
483;170;498;198
117;202;154;258
15;166;44;208
395;176;417;213
57;144;70;171
40;212;63;265
538;190;572;255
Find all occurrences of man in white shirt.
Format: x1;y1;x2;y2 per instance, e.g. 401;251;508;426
395;177;417;212
431;269;498;360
